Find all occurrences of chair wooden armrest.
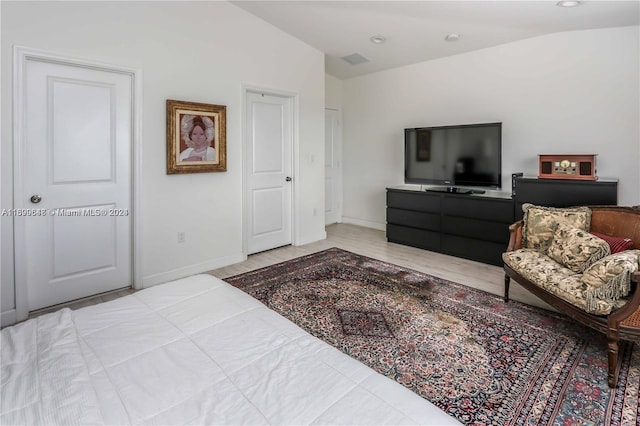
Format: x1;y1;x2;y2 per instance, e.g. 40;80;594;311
505;220;524;252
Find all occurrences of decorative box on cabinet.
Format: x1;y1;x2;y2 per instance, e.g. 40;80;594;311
513;177;618;220
386;187;514;266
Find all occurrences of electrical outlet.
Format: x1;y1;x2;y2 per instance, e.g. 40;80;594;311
313;207;318;216
177;232;186;243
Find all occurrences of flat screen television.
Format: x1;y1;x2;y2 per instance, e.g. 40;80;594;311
404;122;502;191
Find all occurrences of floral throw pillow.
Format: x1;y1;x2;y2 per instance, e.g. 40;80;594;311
582;249;640;313
547;224;610;273
522;204;592;252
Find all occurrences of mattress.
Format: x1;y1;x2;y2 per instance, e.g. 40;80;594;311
1;274;459;425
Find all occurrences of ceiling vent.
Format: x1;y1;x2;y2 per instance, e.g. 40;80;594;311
341;53;369;65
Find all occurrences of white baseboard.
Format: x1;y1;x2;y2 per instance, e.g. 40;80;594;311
1;309;17;327
142;252;246;288
341;216;386;231
296;230;327;246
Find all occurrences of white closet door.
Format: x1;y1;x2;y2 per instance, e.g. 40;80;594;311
245;91;293;254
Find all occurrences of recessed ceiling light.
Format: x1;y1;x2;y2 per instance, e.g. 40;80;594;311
556;1;581;7
444;33;460;42
369;35;386;44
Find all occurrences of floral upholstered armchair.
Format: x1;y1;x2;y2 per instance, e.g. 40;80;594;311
502;204;640;388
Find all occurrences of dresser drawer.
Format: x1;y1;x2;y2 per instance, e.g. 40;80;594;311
387;208;440;231
442;216;510;244
442;196;514;223
387;191;441;213
386;224;440;252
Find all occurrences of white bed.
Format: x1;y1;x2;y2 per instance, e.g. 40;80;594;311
1;274;459;425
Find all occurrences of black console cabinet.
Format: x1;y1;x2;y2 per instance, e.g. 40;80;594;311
513;177;618;220
386;187;514;266
387;179;618;266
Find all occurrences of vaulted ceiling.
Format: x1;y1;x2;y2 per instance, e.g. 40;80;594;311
233;1;640;79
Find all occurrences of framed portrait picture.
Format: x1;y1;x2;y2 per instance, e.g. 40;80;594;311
416;130;431;162
166;99;227;174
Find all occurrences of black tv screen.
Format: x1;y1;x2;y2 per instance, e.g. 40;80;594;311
404;122;502;189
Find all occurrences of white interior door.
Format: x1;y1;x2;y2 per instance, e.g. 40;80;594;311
246;91;293;254
325;109;341;225
18;57;132;311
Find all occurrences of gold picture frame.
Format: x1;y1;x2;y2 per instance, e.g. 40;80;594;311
166;99;227;174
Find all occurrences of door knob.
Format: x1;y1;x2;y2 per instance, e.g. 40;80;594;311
30;195;42;204
285;176;292;182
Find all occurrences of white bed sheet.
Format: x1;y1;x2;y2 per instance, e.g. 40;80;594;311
2;274;459;425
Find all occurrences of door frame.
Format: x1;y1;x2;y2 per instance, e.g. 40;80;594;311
12;46;143;322
241;85;299;257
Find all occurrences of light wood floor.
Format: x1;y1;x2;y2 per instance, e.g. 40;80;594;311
29;223;552;319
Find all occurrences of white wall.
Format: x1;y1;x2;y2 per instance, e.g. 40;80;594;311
326;74;343;111
342;26;640;228
0;1;325;322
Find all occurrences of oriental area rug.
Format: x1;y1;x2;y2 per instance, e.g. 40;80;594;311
225;248;640;425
